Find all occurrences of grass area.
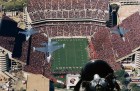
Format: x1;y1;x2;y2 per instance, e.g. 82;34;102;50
51;38;89;73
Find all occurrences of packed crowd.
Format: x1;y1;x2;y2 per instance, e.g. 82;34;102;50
110;12;140;59
2;0;140;82
121;12;140;50
34;22;103;37
88;40;98;59
0;37;15;52
23;32;57;81
28;0;109;22
0;35;28;61
90;28;122;70
0;29;57;81
89;12;140;70
2;4;140;79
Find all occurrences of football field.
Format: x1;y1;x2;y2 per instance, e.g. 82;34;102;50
51;38;89;73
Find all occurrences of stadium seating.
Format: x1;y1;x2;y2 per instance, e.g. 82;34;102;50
90;12;140;70
28;0;109;21
4;0;140;81
23;33;57;80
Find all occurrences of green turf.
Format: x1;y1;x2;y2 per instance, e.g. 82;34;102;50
51;38;89;73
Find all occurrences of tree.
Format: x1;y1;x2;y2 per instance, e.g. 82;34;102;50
130;83;140;91
20;87;26;91
131;86;140;91
121;86;128;91
3;0;27;11
115;69;131;91
115;69;126;79
130;83;137;88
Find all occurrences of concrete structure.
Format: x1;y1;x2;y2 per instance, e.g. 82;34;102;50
117;50;140;78
0;46;25;72
0;71;10;83
110;0;140;23
26;73;50;91
0;48;9;71
23;7;32;29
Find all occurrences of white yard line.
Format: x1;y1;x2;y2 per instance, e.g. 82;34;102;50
73;39;76;68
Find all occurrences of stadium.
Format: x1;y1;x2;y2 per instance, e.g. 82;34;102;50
0;0;140;90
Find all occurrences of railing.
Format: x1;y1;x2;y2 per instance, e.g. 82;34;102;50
31;18;106;25
135;51;140;68
110;0;140;5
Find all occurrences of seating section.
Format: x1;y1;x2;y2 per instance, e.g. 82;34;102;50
2;0;140;80
89;12;140;70
28;0;109;21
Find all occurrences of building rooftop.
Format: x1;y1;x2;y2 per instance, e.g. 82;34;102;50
26;74;49;91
